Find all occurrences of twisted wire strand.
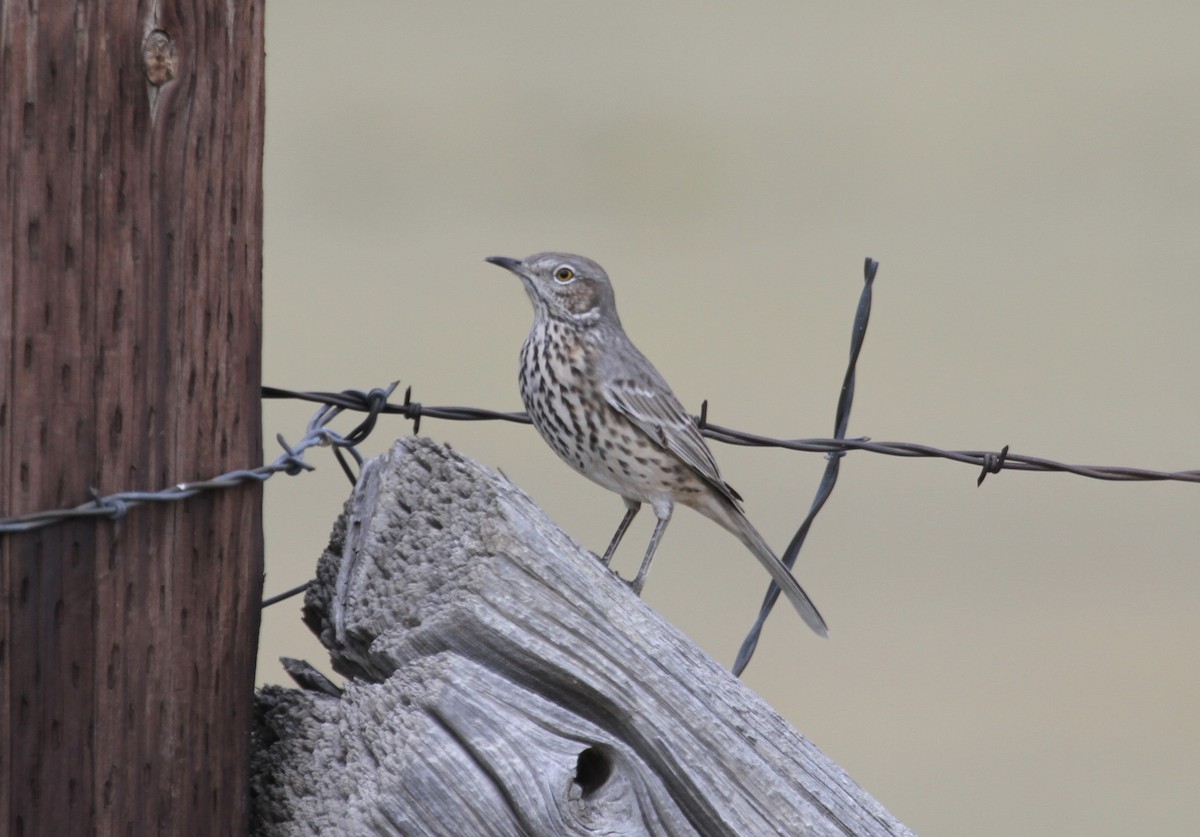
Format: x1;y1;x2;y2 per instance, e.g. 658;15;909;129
5;259;1196;638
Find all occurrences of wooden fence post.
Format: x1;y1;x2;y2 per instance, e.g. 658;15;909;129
252;439;913;836
1;3;265;834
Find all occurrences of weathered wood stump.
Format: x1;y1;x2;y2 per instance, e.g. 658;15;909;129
251;437;912;836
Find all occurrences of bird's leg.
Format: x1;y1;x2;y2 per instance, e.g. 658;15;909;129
629;508;672;595
601;499;640;566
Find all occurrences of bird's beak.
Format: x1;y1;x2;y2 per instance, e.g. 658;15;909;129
485;255;526;277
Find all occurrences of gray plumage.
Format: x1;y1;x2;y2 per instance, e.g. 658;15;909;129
488;252;827;638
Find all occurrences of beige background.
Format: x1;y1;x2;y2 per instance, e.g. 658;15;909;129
258;4;1199;834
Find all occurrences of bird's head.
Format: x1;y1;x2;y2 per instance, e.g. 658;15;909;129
487;252;619;326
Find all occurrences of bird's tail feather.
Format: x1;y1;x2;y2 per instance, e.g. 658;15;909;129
701;500;828;638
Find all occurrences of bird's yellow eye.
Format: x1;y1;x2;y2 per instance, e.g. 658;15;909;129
554;266;575;283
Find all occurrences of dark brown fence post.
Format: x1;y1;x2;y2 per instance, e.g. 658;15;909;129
1;3;265;834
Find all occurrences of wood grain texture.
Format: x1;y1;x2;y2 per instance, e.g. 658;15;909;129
252;438;912;836
1;3;265;834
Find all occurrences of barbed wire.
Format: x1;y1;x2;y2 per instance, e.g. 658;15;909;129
256;385;1200;485
0;382;399;535
3;257;1196;655
4;382;1196;564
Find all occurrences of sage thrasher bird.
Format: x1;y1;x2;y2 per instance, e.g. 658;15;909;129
488;252;828;638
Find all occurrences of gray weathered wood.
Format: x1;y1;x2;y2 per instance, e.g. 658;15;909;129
252;437;912;837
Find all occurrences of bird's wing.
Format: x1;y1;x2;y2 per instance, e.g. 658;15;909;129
602;368;744;507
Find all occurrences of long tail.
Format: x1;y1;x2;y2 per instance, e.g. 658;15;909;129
697;499;828;638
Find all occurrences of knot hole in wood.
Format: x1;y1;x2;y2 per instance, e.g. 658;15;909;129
574;746;613;797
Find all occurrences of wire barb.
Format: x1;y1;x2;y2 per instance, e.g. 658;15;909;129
404;385;422;434
88;487;131;521
977;445;1010;486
